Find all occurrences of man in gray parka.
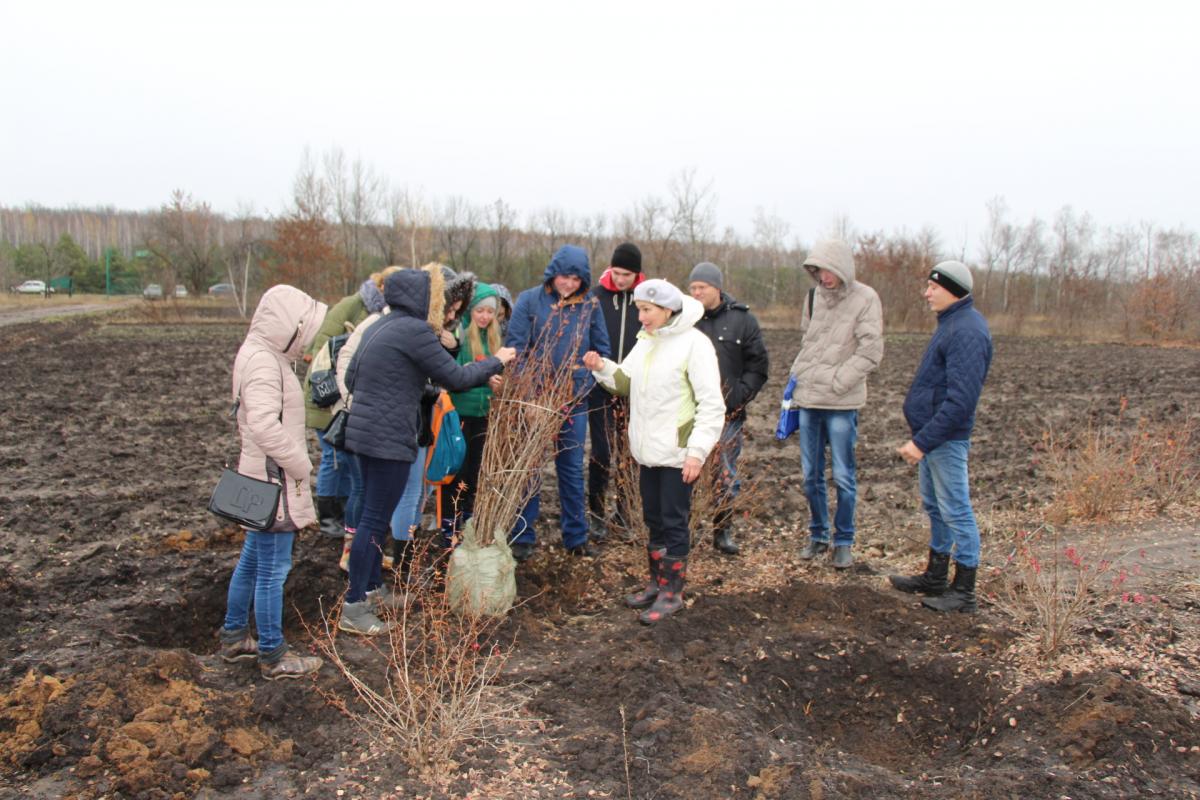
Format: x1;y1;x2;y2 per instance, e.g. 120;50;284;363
789;239;883;568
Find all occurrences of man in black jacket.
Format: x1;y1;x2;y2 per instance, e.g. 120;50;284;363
586;242;645;540
688;261;770;554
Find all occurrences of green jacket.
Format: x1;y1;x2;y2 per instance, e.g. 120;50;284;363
304;293;370;429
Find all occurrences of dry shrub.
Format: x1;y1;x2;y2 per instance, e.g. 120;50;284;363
313;539;525;782
1039;401;1200;522
1040;420;1137;523
990;525;1126;659
609;412;764;550
1135;413;1200;512
469;309;590;546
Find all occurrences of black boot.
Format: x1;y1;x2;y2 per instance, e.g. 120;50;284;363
888;549;951;595
588;492;608;543
639;555;686;624
922;563;978;613
316;497;343;539
625;547;665;609
712;510;739;555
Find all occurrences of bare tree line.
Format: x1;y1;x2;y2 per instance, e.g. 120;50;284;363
1;153;1196;340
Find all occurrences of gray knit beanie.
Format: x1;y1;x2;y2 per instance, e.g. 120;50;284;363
929;260;973;298
688;261;723;290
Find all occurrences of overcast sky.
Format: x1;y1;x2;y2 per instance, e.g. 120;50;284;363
2;1;1197;252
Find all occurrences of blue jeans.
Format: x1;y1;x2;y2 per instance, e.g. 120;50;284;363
717;416;745;506
918;439;980;568
390;445;428;542
223;531;295;658
348;455;412;603
315;427;353;498
799;408;858;545
342;450;364;530
511;402;588;550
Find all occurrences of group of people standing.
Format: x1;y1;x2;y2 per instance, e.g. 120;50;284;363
215;237;993;679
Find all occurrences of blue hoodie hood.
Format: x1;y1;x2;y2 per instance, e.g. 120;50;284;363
542;245;592;295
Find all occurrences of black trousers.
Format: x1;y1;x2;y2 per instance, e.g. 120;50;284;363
443;415;488;534
639;465;694;558
587;387;627;498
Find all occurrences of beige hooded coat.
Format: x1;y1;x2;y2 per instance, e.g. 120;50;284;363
788;240;883;410
231;285;327;530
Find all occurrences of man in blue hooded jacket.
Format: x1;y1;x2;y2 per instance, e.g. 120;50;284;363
505;245;611;560
890;260;992;614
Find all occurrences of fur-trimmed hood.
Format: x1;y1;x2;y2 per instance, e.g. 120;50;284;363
419;263;448;332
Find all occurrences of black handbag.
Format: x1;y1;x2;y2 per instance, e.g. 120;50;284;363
310;369;340;407
324;408;349;450
208;468;282;530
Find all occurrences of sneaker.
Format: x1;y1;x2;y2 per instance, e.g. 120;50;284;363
219;629;258;663
366;584;408;614
338;600;393;636
567;542;597;558
510;542;535;563
800;540;829;560
832;545;853;569
260;651;322;681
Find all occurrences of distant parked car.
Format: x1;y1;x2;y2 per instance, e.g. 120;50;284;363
208;283;236;297
143;284;164;300
174;285;189;298
12;280;52;295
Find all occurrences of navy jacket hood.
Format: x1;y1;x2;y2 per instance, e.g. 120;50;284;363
384;269;430;320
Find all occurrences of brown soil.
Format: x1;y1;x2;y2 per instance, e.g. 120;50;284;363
1;309;1197;799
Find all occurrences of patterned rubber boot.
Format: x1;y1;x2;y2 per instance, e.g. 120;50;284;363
624;547;665;609
639;556;687;625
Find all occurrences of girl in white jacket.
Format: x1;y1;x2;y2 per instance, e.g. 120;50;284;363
584;279;725;624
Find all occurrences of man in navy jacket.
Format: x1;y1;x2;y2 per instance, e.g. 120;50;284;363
505;245;611;560
890;260;993;613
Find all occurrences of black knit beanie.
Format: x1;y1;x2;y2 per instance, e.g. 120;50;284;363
611;242;643;273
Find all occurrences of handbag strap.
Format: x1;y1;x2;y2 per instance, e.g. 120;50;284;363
345;312;398;395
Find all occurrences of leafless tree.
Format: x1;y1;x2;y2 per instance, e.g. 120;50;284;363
580;212;609;274
669;167;717;265
752;206;790;305
485;198;517;283
150;190;224;294
436;196;482;272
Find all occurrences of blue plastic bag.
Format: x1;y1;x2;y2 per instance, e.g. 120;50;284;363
775;375;800;440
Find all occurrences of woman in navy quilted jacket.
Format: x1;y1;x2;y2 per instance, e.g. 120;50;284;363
339;268;515;635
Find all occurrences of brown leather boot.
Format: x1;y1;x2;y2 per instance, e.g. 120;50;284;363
259;649;322;681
